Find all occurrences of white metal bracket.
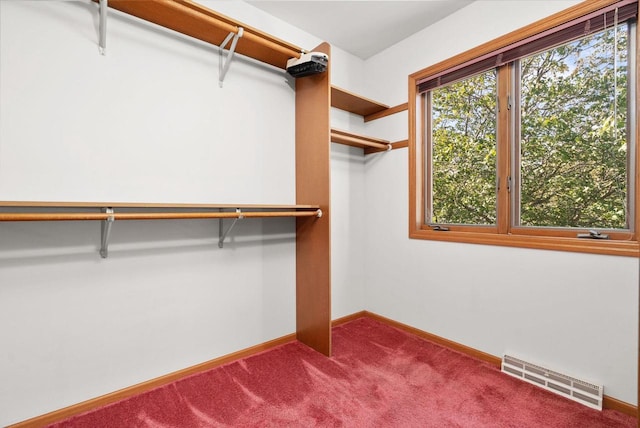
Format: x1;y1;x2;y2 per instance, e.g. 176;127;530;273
98;0;108;55
100;208;114;258
218;209;243;248
218;27;244;87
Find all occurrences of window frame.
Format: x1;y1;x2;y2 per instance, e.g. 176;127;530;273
408;0;640;257
424;68;500;233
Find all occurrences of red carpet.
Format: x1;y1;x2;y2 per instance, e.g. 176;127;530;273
49;317;636;427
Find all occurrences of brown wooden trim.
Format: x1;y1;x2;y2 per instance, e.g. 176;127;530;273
410;228;639;257
364;139;409;155
409;0;627;83
636;23;640;428
364;103;409;122
391;140;409;150
409;0;640;258
602;395;639;418
408;79;420;237
331;311;368;327
295;42;332;357
331;86;389;117
8;333;297;428
636;15;640;243
422;225;500;234
496;65;512;235
362;311;501;367
360;311;638;416
511;226;634;241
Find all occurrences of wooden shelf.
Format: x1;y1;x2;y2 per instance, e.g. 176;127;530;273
330;87;407;154
330;128;391;151
105;0;303;69
0;201;322;256
0;201;320;221
0;211;321;222
0;201;318;210
331;86;389;117
12;3;332;357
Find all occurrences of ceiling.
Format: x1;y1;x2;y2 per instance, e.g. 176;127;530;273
245;1;474;59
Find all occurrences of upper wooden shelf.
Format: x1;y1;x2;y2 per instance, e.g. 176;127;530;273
105;0;303;69
331;86;389;117
0;202;321;222
0;201;318;210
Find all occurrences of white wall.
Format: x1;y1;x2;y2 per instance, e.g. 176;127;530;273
331;142;366;319
362;0;638;405
0;1;366;425
5;0;635;424
0;0;295;203
214;0;370;322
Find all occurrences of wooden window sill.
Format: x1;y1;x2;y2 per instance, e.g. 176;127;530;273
410;228;639;257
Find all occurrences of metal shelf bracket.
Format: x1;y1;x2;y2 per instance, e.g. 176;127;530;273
218;209;243;248
100;208;114;258
98;0;108;55
218;27;244;87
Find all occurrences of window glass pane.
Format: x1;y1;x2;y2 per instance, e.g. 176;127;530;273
428;70;497;225
519;24;629;229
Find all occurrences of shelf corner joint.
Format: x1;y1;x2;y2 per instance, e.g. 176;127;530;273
100;208;114;258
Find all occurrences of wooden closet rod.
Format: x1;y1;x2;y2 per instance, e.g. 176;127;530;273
0;210;321;222
330;129;391;150
332;134;389;150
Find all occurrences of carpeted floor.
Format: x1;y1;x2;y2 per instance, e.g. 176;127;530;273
49;317;636;427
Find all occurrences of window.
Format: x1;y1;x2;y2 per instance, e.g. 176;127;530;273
516;26;630;230
428;70;497;227
410;0;639;256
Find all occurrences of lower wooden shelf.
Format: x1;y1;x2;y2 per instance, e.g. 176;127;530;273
0;201;322;256
0;202;321;222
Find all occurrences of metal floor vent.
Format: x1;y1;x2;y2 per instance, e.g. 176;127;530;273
501;355;603;410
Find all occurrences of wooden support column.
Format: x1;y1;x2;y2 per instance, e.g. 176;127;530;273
295;42;332;356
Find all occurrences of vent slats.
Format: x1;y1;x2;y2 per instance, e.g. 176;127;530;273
548;373;571;386
501;355;603;410
504;357;523;369
548;382;571;395
525;365;546;376
573;382;600;396
524;373;546;385
573;391;600;406
503;366;523;377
